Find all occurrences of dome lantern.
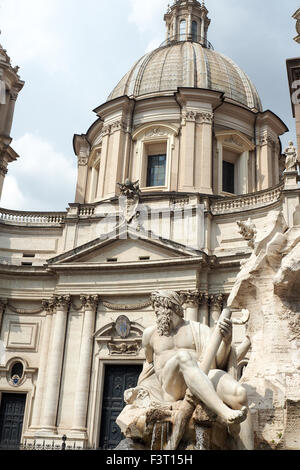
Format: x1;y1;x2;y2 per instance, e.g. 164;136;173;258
164;0;211;48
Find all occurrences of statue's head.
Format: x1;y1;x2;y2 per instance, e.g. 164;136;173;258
151;290;184;336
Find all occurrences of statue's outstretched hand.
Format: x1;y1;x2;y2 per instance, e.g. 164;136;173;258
218;317;232;344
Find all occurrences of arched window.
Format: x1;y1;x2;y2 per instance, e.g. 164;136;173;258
179;19;186;40
192;21;198;42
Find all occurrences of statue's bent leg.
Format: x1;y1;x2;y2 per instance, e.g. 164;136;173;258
162;351;247;426
208;370;254;450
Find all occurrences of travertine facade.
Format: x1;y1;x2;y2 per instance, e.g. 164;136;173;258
0;0;299;450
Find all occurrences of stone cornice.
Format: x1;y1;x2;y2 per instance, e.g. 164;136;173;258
46;256;208;272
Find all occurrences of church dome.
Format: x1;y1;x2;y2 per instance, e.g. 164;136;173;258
107;40;262;111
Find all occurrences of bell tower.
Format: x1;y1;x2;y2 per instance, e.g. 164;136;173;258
164;0;211;47
0;33;24;199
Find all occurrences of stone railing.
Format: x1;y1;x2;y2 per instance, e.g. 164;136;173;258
0;208;66;225
78;206;95;217
210;184;284;215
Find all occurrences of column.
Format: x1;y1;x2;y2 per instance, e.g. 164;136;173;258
209;294;224;328
180;111;196;191
200;15;205;42
196;112;214;194
4;90;17;137
187;14;192;39
0;298;7;335
198;293;209;326
39;295;70;434
237;151;249;194
71;295;99;435
30;300;54;430
0;159;8;199
217;139;223;194
97;126;110;199
258;134;274;190
184;291;199;322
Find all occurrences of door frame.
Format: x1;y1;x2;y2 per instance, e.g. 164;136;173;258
89;358;144;449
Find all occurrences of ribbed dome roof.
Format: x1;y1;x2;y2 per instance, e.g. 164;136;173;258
107;41;262;111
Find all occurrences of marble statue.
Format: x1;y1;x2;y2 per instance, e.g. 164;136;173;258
284;142;298;172
116;290;254;450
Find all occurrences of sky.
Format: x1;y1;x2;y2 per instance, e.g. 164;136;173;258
0;0;299;211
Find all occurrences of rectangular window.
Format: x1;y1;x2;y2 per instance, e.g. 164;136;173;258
146;154;166;187
223;160;235;194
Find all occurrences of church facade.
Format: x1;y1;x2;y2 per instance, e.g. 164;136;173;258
0;1;299;450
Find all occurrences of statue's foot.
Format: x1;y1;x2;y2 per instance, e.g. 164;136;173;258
224;406;248;425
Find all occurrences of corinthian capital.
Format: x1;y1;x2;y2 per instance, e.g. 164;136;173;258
182;290;200;307
209;293;225;309
42;298;55;313
0;298;7;314
53;295;71;312
80;294;99;312
197;112;214;125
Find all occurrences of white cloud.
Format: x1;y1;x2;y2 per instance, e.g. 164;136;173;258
0;0;65;72
129;0;169;33
1;175;25;210
1;133;77;211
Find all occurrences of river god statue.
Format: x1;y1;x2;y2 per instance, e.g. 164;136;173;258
116;290;254;450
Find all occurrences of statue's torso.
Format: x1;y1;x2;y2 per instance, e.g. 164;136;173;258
150;322;198;378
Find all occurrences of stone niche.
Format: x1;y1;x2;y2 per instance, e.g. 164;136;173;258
227;208;300;450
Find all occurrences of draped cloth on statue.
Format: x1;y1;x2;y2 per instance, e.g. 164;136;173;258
136;321;217;404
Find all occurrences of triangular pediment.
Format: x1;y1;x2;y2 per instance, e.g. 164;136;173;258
47;225;206;266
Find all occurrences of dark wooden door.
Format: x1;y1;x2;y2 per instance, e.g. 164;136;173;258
0;393;26;449
99;364;142;449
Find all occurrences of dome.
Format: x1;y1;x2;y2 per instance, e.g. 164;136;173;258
107;41;262;111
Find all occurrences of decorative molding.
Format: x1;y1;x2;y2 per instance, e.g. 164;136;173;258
110;120;127;133
197;112;214;125
182;111;214;125
209;293;225;308
80;294;99;312
181;290;200;307
6;303;44;315
6;321;39;351
102;300;152;311
78;156;89;167
53;295;71;312
145;127;170;138
101;124;111;137
108;341;141;356
259;134;276;148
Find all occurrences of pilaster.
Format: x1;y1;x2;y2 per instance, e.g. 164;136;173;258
209;293;225;328
30;300;55;431
183;290;200;322
198;293;209;326
71;295;99;437
38;295;70;435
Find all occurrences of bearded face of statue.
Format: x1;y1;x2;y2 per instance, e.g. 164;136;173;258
154;302;174;337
